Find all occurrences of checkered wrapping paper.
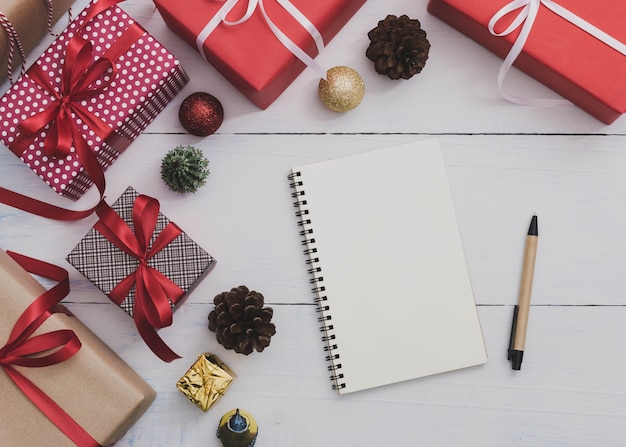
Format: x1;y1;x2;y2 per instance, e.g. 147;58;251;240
66;186;216;317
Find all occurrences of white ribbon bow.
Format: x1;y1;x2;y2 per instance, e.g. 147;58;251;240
196;0;327;79
489;0;626;106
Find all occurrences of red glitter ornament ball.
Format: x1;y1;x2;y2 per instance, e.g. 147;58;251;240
179;92;224;136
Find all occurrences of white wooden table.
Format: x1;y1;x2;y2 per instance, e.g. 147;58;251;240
2;0;626;445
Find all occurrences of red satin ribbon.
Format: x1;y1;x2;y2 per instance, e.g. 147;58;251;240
16;40;117;160
0;0;134;221
0;251;107;447
94;196;184;362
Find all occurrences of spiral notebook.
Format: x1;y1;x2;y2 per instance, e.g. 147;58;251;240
289;139;487;394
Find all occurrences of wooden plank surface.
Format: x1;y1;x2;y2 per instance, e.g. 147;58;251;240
1;0;625;446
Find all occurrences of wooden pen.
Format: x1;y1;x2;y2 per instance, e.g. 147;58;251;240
509;215;538;370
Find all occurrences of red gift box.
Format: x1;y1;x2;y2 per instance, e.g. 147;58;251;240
154;0;365;109
0;0;188;200
427;0;626;124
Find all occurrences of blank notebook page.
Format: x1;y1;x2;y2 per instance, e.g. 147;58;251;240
290;138;487;394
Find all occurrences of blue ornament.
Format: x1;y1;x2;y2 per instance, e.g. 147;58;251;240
217;408;258;447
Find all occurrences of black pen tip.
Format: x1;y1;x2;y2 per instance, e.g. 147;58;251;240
528;215;538;236
511;350;524;370
508;305;519;360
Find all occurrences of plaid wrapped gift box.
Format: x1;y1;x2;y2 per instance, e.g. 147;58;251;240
0;0;188;200
66;186;216;361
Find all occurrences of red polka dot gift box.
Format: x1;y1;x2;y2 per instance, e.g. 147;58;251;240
0;0;189;201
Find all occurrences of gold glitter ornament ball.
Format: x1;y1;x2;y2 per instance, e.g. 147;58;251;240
318;66;365;112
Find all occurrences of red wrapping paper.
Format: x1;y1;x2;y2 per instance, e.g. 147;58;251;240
154;0;365;109
427;0;626;124
0;0;188;200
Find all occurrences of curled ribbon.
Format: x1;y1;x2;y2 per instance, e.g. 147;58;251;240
0;252;107;447
489;0;626;106
196;0;328;78
0;11;27;84
94;195;184;362
0;0;70;85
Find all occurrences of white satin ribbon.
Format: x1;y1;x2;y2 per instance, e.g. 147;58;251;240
489;0;626;106
196;0;328;79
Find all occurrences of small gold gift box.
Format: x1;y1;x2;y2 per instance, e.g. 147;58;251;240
176;353;235;411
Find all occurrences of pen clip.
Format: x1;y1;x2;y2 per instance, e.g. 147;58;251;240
507;305;519;360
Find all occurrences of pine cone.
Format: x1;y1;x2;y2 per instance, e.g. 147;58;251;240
208;286;276;355
161;145;210;194
366;15;430;80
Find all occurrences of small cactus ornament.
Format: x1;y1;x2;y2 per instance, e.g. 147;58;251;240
161;145;209;194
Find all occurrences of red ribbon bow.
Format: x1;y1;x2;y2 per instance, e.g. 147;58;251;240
0;251;106;447
18;37;117;161
94;195;184;362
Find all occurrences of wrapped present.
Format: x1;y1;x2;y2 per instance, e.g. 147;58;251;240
0;0;188;201
427;0;626;124
66;186;217;362
154;0;366;109
177;353;236;412
0;0;76;84
0;249;156;447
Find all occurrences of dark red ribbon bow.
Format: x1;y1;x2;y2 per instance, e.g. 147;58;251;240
18;38;116;161
0;251;106;447
94;196;184;362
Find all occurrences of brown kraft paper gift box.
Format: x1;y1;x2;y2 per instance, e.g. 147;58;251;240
0;249;156;447
0;0;76;84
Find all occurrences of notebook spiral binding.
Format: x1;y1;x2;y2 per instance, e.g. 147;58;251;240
288;171;346;391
